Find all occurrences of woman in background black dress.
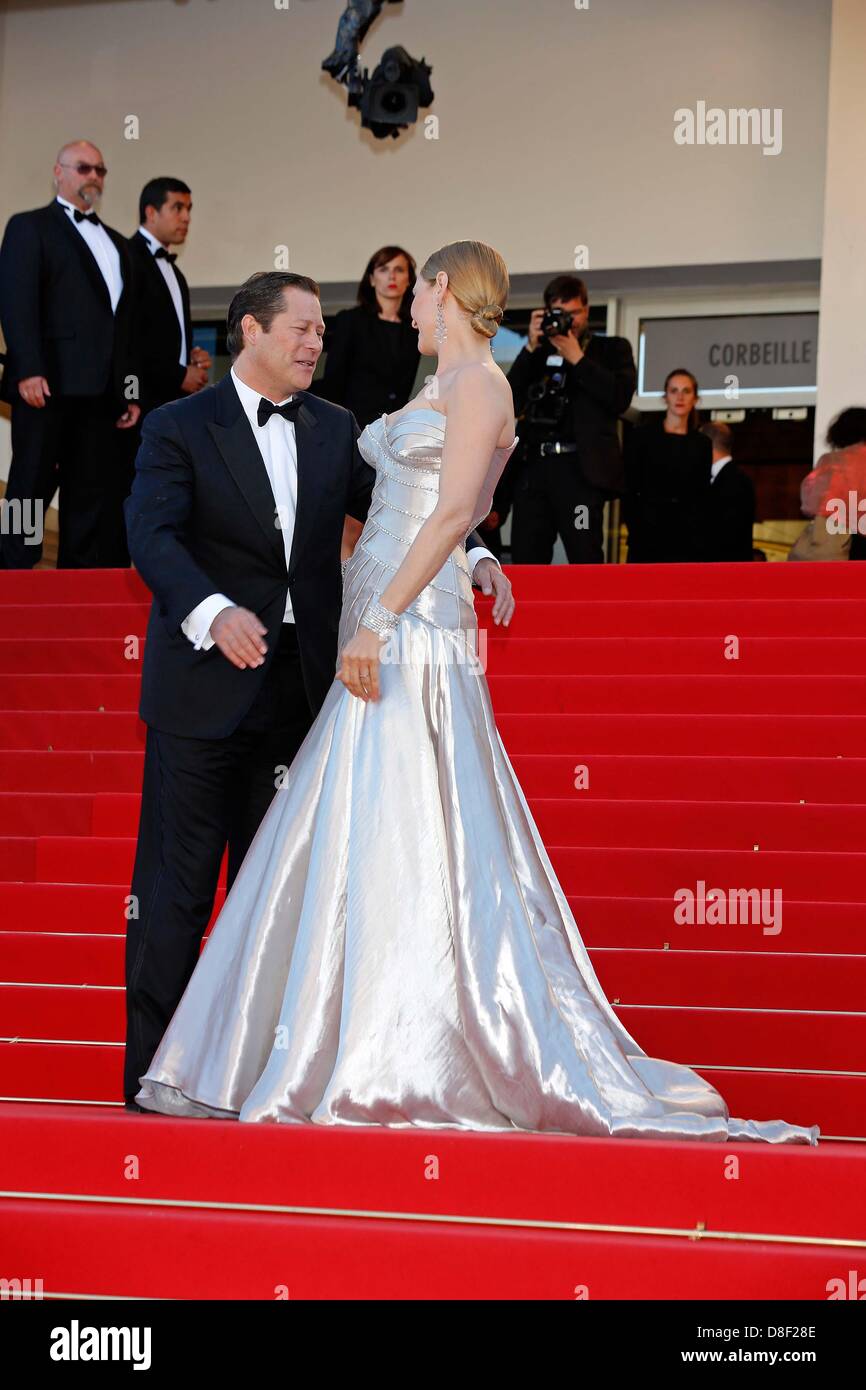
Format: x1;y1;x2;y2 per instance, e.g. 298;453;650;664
624;367;712;562
314;244;421;428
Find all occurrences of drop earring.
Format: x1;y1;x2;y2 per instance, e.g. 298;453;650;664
434;297;447;345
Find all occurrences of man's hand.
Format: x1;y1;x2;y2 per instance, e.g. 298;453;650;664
527;309;545;351
473;558;514;626
190;346;212;371
550;331;584;366
211;606;268;669
181;364;209;394
337;625;383;701
116;403;141;429
18;376;51;408
479;511;500;530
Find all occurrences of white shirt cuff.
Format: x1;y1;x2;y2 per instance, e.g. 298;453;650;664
181;592;235;650
467;545;499;579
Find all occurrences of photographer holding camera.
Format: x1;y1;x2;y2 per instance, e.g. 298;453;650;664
506;275;636;563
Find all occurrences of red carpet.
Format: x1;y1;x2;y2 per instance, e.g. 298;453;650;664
1;561;864;1298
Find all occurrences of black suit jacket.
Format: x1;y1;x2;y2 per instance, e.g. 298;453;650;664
703;460;755;561
0;199;135;406
507;333;637;495
125;372;490;739
127;230;192;416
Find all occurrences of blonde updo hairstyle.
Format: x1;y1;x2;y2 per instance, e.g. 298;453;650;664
419;240;509;340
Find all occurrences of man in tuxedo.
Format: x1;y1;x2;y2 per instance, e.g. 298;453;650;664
0;140;140;568
122;270;514;1110
127;176;211;420
507;275;636;564
700;421;755;561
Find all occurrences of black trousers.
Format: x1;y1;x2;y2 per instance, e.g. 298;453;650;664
123;622;315;1104
509;453;605;564
0;392;133;569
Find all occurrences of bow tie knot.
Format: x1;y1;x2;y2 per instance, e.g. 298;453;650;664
74;209;100;225
154;246;177;264
257;396;303;428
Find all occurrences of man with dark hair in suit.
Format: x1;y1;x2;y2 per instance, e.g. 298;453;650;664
700;421;755;561
0;139;140;568
122;269;513;1110
127;176;211;419
506;274;636;564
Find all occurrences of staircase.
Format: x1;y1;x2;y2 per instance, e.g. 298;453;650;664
1;561;864;1299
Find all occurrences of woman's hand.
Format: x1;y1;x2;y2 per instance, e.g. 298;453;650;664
337;626;385;701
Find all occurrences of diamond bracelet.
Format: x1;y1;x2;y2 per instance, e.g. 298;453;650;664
360;597;400;639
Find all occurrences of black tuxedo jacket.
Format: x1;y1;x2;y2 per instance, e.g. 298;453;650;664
0;199;135;406
125;372;489;739
507;333;637;495
127;230;192;415
703;461;755;561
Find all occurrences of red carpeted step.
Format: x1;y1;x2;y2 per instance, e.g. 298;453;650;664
5;837;863;902
565;895;866;953
0;931;124;986
0;881;224;933
0;637;145;674
1;750;144;792
497;713;866;755
5;671;866;717
508;754;866;803
0;674;140;710
0;711;144;750
546;845;866;902
4;710;866;756
0;568;150;604
74;791;866;849
0;1101;859;1238
589;948;866;1012
485;635;866;675
3;929;861;1012
487;674;866;716
2;982;861;1074
2;1195;856;1299
5;559;866;601
4;597;866;640
4;1041;862;1137
0;603;150;639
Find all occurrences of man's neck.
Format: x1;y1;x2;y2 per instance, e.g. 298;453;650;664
141;225;170;250
59;193;92;213
232;361;295;404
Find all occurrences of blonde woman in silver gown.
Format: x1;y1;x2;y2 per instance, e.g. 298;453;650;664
136;241;818;1146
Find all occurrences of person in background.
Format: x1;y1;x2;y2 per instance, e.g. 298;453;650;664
507;274;636;564
797;407;866;561
0;139;139;568
623;367;711;562
699;420;755;561
128;176;211;420
314;245;420;428
315;245;422;561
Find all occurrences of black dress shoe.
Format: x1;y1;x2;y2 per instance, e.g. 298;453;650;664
124;1100;156;1113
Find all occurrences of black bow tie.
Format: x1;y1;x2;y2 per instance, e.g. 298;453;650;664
154;247;177;264
257;396;303;427
73;209;99;225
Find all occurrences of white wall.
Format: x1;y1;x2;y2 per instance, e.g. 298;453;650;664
0;0;834;484
0;0;832;285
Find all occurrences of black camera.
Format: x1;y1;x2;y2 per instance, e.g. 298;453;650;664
539;307;574;340
525;368;569;429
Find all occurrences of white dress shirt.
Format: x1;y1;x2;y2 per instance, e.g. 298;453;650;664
138;225;187;366
182;366;298;650
710;454;733;483
181;369;500;651
56;196;123;313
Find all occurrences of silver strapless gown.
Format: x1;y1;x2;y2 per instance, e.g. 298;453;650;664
136;407;819;1145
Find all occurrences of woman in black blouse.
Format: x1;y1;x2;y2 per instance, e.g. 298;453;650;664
624;367;712;562
314;245;421;428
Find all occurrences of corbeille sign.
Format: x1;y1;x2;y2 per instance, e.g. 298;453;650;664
639;313;818;394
